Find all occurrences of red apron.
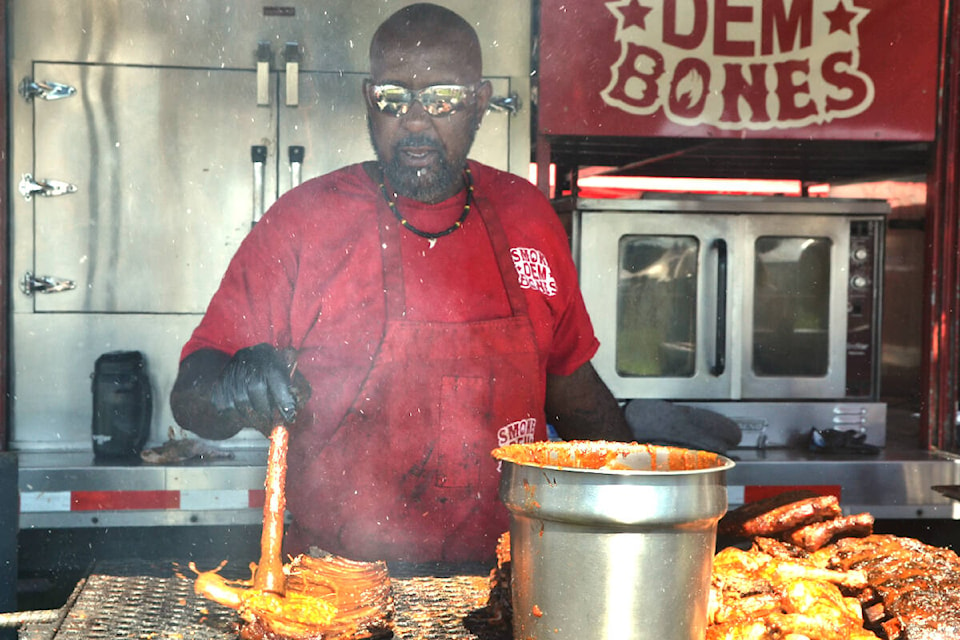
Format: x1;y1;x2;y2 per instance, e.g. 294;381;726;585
285;194;546;562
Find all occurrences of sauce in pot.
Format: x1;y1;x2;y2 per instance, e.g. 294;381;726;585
491;440;725;473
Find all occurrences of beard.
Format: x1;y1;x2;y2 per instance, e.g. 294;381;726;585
368;114;479;203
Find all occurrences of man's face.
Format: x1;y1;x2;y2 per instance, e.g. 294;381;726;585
366;37;491;203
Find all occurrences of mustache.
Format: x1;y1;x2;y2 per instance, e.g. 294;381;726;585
394;135;443;151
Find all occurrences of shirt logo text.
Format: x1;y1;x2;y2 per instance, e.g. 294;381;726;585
511;247;558;297
497;417;538;447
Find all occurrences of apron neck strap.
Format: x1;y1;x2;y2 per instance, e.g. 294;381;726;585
376;187;528;320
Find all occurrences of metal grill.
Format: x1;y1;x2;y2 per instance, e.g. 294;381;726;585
24;562;510;640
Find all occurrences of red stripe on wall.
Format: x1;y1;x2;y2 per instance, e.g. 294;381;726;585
71;490;180;511
743;485;842;503
248;490;266;509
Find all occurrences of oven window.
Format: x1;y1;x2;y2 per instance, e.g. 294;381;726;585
753;236;831;377
616;235;698;377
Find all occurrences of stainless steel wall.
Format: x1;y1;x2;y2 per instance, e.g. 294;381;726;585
7;0;532;450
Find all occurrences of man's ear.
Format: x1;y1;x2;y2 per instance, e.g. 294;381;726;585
362;78;375;110
475;80;493;124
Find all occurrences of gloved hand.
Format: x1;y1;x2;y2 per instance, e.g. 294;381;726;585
210;343;311;435
624;399;742;454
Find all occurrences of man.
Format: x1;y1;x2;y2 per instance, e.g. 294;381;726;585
170;3;632;563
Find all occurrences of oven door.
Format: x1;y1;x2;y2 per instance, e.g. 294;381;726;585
577;209;852;401
578;211;735;400
739;214;850;399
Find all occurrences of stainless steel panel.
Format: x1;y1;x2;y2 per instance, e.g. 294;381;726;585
9;313;267;450
278;71;370;194
727;449;960;519
19;510;265;529
9;1;531;175
16;451;268;491
9;1;530;77
20;463;168;493
682;401;887;448
30;63;271;313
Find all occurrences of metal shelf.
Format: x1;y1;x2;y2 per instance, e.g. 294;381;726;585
14;448;960;528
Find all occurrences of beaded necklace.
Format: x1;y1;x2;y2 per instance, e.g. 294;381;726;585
378;167;473;243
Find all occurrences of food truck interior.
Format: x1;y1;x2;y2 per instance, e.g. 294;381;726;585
3;0;960;625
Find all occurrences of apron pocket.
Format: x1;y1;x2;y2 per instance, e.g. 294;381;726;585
435;375;490;488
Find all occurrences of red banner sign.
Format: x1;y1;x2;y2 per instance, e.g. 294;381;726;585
538;0;938;140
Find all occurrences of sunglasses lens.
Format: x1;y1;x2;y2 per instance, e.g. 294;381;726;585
371;84;474;117
419;86;470;116
373;85;414;116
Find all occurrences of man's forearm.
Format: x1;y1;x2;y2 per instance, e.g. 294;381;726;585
169;348;243;440
545;362;633;442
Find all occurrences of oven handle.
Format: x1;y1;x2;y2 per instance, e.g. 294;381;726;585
711;239;727;376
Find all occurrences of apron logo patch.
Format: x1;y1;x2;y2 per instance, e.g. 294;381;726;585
511;247;558;297
497;417;537;447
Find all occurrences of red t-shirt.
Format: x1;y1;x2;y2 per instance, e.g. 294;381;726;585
182;160;599;416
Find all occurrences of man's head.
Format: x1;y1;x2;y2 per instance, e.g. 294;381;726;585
365;3;492;203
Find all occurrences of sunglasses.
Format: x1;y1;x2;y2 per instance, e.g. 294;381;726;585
368;82;479;117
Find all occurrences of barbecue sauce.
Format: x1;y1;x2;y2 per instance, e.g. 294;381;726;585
491;440;725;472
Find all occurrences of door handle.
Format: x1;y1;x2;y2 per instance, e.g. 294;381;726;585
251;145;267;225
256;42;272;106
20;271;76;296
284;42;301;107
18;173;77;200
487;92;522;115
18;77;76;101
288;146;305;188
710;239;727;377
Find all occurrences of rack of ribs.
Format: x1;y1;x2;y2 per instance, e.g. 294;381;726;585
818;534;960;640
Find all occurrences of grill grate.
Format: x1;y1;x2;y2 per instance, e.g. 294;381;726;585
53;573;238;640
39;562;509;640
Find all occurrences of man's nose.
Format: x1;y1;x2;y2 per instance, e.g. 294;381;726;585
400;100;431;129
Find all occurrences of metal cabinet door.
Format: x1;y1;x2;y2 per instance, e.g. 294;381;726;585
26;62;275;313
276;72;513;197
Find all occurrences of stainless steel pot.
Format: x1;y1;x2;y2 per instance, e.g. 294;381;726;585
493;441;733;640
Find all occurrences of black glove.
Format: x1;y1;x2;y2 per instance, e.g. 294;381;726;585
624;399;742;454
808;428;880;455
210;343;310;435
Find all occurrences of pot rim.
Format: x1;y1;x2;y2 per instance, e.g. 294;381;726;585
491;440;736;476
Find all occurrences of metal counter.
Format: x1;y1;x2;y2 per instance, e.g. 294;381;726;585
16;446;960;529
17;451;271;529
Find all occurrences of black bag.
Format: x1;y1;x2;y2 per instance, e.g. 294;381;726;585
91;351;152;459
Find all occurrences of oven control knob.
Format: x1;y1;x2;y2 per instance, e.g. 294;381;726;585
851;275;869;290
852;247;869;262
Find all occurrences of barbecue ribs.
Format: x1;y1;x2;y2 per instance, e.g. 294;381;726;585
818;535;960;640
712;495;960;640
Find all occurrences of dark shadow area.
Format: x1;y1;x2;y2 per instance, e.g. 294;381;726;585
874;518;960;552
18;525;261;610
